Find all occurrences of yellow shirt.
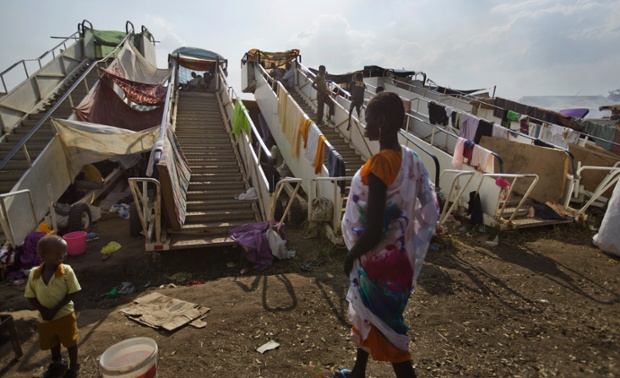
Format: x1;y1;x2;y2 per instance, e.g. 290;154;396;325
24;263;81;323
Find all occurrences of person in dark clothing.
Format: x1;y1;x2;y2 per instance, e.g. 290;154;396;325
348;72;366;131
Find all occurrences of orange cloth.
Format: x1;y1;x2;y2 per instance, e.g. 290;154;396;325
292;117;311;158
313;135;327;174
360;149;403;187
352;325;411;363
300;118;312;148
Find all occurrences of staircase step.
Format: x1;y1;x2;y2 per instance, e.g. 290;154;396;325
179;218;257;233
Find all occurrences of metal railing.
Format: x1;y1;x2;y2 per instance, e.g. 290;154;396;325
0;27;136;171
0;32;80;94
218;64;275;221
0;190;37;247
152;63;177;164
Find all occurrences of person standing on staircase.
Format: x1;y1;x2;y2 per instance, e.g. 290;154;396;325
312;65;335;126
280;62;295;91
347;72;366;131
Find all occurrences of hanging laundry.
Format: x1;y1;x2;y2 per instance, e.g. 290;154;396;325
304;125;321;164
459;113;479;141
463;139;475;164
101;67;168;105
232;98;252;141
474;119;494;144
428;101;449;125
326;145;346;194
314;135;327;174
467;191;483;225
292;117;312;158
471;145;495;173
506;110;520;122
519;115;530;135
491;123;510;139
575;119;617;151
452;137;466;169
73;78;163;131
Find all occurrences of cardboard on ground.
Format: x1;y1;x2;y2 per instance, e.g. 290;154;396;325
120;292;210;331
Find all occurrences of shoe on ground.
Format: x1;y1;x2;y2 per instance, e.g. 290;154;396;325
43;360;68;378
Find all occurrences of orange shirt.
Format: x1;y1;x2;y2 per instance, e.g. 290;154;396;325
360;149;402;187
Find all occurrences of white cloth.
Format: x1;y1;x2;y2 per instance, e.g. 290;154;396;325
52;118;158;178
304;125;321;164
471;145;495;173
492;123;510;139
234;187;258;200
593;179;620;256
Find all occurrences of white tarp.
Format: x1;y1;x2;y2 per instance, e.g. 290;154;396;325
52;118;158;178
111;41;170;84
593;180;620;256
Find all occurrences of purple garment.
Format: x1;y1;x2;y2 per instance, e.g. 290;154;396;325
559;108;589;119
230;222;272;269
20;232;45;269
229;222;288;270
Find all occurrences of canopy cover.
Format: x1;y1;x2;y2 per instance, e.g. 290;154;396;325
171;47;227;72
246;49;300;69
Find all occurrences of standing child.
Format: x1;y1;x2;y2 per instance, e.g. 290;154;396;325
25;234;81;378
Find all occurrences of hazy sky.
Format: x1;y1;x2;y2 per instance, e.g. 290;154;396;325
1;0;619;100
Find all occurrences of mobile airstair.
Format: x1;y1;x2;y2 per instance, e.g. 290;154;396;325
129;48;285;253
241;51;441;242
0;20;155;248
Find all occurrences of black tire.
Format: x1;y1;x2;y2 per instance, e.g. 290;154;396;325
129;203;142;237
68;203;91;232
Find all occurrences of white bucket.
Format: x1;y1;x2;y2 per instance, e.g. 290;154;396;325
99;337;158;378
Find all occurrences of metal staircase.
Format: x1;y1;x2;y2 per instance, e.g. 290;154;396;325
168;91;259;249
0;66;100;193
289;91;365;175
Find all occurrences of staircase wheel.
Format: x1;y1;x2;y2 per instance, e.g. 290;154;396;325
129;203;142;237
68;203;91;232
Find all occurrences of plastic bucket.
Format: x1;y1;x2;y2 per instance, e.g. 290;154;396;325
63;231;87;256
99;337;158;378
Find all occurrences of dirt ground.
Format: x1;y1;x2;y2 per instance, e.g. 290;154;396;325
1;212;619;378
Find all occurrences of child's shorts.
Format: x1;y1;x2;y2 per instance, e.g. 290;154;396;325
37;312;79;350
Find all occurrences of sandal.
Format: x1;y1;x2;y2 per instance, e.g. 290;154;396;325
333;368;352;378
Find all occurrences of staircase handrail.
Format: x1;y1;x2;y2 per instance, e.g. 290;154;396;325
0;26;136;171
0;31;81;94
565;163;620;216
406;112;505;174
152;61;177;164
227;68;275;192
398;129;441;190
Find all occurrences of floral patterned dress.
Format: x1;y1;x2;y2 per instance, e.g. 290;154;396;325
342;146;439;361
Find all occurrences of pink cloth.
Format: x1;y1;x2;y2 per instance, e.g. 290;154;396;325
452;137;466;169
